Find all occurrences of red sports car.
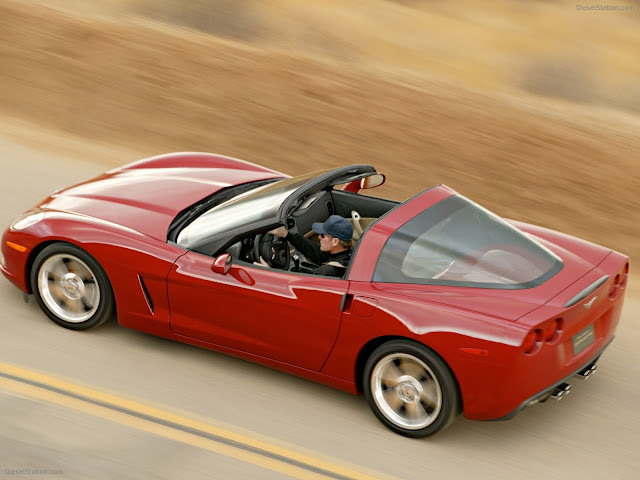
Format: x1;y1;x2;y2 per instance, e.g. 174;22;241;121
1;152;629;437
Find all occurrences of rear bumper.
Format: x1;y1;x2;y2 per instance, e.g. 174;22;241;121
495;337;613;421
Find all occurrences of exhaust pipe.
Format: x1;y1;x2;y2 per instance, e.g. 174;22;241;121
575;363;597;380
551;383;571;401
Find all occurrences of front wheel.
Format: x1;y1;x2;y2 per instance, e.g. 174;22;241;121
31;243;115;330
363;340;460;438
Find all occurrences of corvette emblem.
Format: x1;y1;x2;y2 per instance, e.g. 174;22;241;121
583;297;597;309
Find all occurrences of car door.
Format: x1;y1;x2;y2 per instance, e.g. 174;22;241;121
167;251;348;371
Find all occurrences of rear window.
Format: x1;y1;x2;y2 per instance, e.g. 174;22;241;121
373;195;563;289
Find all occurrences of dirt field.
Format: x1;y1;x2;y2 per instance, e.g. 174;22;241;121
1;0;638;261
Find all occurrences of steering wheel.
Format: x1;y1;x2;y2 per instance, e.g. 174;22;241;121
253;233;290;269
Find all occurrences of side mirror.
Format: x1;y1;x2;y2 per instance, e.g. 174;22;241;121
360;173;386;190
342;173;386;193
211;253;232;275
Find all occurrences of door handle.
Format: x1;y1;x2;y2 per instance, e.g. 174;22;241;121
340;293;353;312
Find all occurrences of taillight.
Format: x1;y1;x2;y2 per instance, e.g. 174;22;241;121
524;320;562;355
523;329;543;355
544;318;563;343
621;262;629;289
610;274;621;300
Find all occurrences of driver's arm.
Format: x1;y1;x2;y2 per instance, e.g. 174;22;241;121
271;226;328;265
254;256;270;267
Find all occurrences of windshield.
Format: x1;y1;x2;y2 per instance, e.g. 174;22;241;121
176;171;320;248
373;195;563;289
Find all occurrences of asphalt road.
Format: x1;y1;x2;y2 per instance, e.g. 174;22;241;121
1;137;639;480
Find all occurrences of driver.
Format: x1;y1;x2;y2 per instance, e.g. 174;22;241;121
256;215;354;277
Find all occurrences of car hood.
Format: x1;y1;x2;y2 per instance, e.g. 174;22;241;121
37;154;283;241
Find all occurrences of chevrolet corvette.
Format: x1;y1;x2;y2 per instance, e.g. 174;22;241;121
1;152;629;437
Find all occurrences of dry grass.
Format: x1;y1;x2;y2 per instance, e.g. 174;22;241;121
129;0;264;40
26;0;640;110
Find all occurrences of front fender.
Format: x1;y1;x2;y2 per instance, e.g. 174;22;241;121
2;210;186;339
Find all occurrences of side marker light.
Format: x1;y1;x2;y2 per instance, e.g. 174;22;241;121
459;348;489;357
6;241;27;253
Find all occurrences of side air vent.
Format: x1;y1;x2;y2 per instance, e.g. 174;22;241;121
138;275;154;314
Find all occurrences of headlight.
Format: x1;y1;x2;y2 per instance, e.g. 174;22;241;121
11;211;45;231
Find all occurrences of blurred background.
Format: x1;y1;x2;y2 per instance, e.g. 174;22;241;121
1;0;638;260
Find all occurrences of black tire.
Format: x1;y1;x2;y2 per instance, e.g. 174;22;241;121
363;340;460;438
30;243;115;330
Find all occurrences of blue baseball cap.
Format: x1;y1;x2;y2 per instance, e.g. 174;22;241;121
312;215;353;242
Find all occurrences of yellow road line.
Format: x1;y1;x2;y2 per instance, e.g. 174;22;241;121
0;362;391;480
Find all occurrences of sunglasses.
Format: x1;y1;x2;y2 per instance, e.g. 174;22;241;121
318;233;332;239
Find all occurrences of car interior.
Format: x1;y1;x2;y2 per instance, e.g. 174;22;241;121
227;187;399;275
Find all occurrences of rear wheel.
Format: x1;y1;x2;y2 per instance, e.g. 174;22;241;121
31;243;114;330
363;340;460;437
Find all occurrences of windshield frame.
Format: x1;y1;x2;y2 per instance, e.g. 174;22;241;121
176;165;376;255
